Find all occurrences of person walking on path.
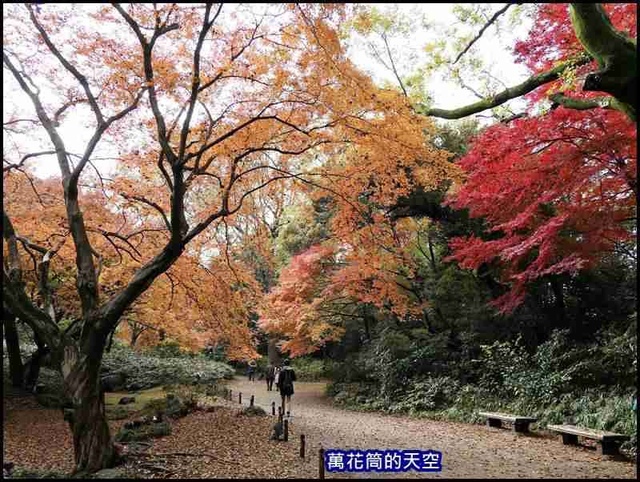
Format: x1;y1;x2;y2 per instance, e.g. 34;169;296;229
278;359;296;416
274;365;282;390
265;363;276;391
247;359;257;382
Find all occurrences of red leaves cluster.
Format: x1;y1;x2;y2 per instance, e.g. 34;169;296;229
446;4;637;313
513;3;637;104
447;107;636;312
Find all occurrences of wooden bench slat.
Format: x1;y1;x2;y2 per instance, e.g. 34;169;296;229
478;411;537;423
547;424;630;441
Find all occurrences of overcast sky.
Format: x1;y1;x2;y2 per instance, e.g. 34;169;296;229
3;3;534;180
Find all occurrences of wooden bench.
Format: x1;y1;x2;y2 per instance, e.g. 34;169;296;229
547;424;630;456
478;411;537;433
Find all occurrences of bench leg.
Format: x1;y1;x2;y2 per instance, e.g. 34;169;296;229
561;434;578;445
599;440;620;456
513;422;529;433
487;418;502;428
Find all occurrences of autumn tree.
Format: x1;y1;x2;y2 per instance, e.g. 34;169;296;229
439;4;637;312
3;3;451;472
417;3;637;121
349;3;636;313
259;3;637;356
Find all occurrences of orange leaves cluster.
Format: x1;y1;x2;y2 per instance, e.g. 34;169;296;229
258;244;345;356
259;216;430;356
4;4;457;358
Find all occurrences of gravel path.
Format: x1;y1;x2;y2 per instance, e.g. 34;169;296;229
228;377;636;479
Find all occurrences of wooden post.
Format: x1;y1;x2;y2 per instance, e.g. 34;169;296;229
272;401;276;415
284;419;289;442
300;434;305;458
319;448;325;479
228;389;232;401
250;395;254;407
239;392;242;404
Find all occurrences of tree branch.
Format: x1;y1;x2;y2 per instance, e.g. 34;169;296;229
453;4;517;65
421;54;591;119
549;92;625;113
27;4;105;125
120;192;171;231
569;3;636;120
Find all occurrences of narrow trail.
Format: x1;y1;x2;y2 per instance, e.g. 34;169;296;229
227;377;636;479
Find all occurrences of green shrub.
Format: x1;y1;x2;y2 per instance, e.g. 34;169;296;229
145;341;185;358
240;406;267;417
35;392;65;408
291;357;328;381
115;421;171;442
388;376;462;414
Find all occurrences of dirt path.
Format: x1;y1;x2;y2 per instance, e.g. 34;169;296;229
228;377;636;479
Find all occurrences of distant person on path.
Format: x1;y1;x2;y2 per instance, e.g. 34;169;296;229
278;359;296;416
265;363;276;391
274;365;282;391
247;359;257;382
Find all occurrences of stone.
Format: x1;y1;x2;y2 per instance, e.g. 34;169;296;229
118;396;136;405
100;373;126;392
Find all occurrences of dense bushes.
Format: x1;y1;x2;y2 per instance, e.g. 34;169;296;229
101;345;234;391
2;344;234;409
327;325;637;455
290;357;329;381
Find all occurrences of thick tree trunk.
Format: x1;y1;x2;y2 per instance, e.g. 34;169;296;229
267;337;281;365
3;312;24;387
61;343;115;473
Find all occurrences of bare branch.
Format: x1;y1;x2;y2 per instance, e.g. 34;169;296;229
3;151;57;172
381;32;408;98
27;4;105;125
453;4;517;65
120;192;171;231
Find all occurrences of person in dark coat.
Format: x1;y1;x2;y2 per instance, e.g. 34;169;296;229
278;359;296;416
265;363;276;391
247;359;257;381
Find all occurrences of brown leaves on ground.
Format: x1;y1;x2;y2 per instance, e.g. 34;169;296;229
123;403;317;478
3;391;317;479
2;391;129;475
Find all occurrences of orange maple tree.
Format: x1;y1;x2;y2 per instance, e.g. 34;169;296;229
3;3;452;471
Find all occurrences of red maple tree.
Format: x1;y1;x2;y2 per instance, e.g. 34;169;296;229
446;4;637;313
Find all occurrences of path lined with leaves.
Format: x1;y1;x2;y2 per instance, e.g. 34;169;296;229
3;380;636;478
227;378;636;479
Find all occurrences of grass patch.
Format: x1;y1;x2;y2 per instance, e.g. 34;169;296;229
104;386;169;420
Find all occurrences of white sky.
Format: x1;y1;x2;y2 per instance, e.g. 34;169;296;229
3;3;535;180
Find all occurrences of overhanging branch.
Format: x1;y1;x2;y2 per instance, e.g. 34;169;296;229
420;54;591;119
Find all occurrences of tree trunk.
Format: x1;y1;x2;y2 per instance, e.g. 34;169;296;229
267;336;281;365
550;277;566;324
3;311;24;387
61;343;115;473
